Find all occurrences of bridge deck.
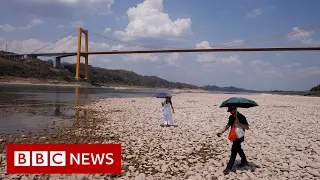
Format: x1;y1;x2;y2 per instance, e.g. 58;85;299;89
3;46;320;57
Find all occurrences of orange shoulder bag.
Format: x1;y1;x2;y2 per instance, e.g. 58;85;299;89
228;123;237;142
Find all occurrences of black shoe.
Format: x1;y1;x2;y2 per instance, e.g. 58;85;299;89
238;161;249;167
223;168;231;175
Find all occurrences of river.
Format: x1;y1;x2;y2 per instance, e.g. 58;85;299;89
0;84;172;134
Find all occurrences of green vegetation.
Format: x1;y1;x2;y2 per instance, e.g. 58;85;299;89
64;63;199;89
200;85;257;93
0;54;199;89
0;56;76;82
1;52;319;97
310;84;320;92
0;51;258;91
0;55;257;91
261;90;320;97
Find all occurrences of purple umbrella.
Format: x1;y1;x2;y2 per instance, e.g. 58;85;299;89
154;92;172;98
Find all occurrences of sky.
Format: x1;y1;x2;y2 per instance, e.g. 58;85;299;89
0;0;320;91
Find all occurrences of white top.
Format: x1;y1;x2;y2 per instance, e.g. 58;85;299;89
163;102;172;113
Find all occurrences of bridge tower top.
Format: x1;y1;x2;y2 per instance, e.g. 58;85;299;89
75;27;89;80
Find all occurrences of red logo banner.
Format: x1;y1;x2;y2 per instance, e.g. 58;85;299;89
6;144;122;174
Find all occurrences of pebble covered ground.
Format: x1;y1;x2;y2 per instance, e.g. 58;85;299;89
1;93;320;180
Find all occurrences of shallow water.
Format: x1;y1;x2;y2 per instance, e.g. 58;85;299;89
0;84;172;134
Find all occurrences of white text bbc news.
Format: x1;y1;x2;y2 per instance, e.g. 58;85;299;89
14;151;114;166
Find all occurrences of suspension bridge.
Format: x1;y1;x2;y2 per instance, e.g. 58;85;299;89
3;24;320;80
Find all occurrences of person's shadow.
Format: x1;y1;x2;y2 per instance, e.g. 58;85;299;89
231;160;261;173
160;124;178;127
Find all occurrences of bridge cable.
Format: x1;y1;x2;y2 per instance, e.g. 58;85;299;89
27;23;318;55
91;24;319;50
41;36;77;53
216;24;320;48
30;29;78;54
188;24;320;48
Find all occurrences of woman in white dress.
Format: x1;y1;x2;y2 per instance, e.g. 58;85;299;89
161;97;175;126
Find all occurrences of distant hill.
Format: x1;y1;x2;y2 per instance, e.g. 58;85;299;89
0;53;199;89
0;51;269;92
63;63;199;89
201;85;257;92
0;56;76;82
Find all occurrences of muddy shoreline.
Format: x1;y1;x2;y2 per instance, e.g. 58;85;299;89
0;89;122;179
0;100;123;180
0;77;208;94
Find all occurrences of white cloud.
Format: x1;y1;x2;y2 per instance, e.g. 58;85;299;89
30;18;44;26
0;35;110;63
165;53;182;66
113;0;192;41
58;21;84;28
116;15;126;21
282;63;301;68
246;8;262;18
250;60;282;77
104;28;111;33
0;34;172;65
196;41;211;49
222;39;245;47
196;54;241;65
196;39;245;49
218;55;242;65
0;35;120;68
0;18;44;32
196;54;215;63
256;68;282;77
65;0;113;7
117;50;184;65
2;0;115;18
35;0;112;5
296;67;320;77
20;18;45;30
88;41;110;51
1;38;47;53
250;60;269;67
288;27;317;45
111;45;124;51
201;63;215;72
123;54;160;63
0;24;15;32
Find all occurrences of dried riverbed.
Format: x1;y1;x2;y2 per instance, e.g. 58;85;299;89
1;93;320;180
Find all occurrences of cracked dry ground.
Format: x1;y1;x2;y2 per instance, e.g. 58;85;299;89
80;93;320;180
1;93;320;180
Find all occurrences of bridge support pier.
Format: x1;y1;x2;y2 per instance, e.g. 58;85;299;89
53;57;61;68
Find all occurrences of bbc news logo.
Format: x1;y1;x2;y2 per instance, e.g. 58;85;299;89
6;144;121;174
14;151;114;167
14;151;66;166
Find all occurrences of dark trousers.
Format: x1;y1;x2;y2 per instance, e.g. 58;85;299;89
226;137;247;169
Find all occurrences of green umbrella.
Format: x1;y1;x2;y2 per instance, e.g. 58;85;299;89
219;97;258;108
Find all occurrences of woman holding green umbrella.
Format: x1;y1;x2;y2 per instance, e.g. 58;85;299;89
217;97;258;175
